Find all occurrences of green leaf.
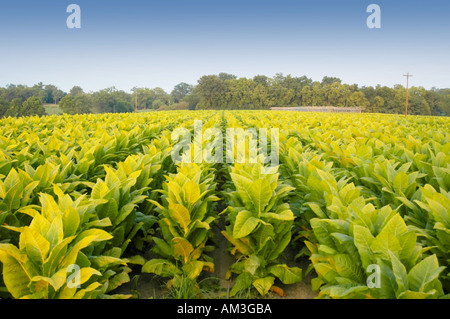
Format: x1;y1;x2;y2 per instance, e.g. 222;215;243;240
248;179;272;215
142;259;181;277
407;255;445;293
252;276;275;296
221;230;253;255
261;209;294;221
152;237;173;258
62;208;81;238
0;244;32;298
352;225;374;270
393;172;409;194
230;173;253;208
389;251;408;296
233;210;260;239
397;290;437;299
45;215;64;250
182;260;204;280
268;264;302;284
370;232;401;260
20;227;50;265
230;272;254;297
382;214;408;238
91;256;127;268
244;255;261;275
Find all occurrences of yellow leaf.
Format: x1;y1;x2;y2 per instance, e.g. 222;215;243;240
170;203;191;236
183;180;201;205
172;237;193;264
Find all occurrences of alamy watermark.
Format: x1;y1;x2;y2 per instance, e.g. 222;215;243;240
367;4;381;29
66;264;81;289
66;4;81;29
366;264;381;289
65;4;381;30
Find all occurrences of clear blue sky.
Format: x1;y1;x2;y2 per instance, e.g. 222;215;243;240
0;0;449;93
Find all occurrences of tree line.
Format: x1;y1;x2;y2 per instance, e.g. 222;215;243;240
1;74;449;118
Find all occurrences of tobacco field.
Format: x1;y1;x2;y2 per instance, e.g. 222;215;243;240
0;110;449;299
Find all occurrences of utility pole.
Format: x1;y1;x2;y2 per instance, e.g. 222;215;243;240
403;72;413;117
135;90;138;113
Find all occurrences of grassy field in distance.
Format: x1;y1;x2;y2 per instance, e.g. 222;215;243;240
44;104;63;115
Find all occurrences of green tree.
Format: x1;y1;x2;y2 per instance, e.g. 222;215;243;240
44;84;64;104
183;91;201;110
153;87;174;106
253;75;270;87
5;97;46;117
427;88;450;116
132;87;156;110
218;72;237;81
152;99;165;110
348;91;369;108
376;85;398;113
0;98;9;117
4;98;23;117
370;95;385;113
393;85;407;114
91;87;133;113
324;82;343;106
311;82;326;106
59;95;76;114
321;76;342;86
301;86;313;106
408;87;431;115
69;86;84;97
171;82;193;103
196;75;228;109
59;94;92;115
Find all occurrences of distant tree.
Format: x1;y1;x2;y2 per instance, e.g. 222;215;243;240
152;99;165;110
371;96;385;112
311;82;326;106
348;91;370;108
5;97;46;117
132;87;156;110
321;76;342;86
173;101;190;110
153;87;174;106
171;82;193;103
375;86;397;113
427;88;450;116
22;97;47;117
393;85;407;114
218;72;237;81
183;91;201;110
59;95;76;114
69;86;84;97
0;98;9;117
196;75;228;109
91;87;133;113
301;86;313;106
408;87;431;115
59;94;92;115
44;84;64;104
253;75;270;87
324;82;343;106
4;98;23;117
